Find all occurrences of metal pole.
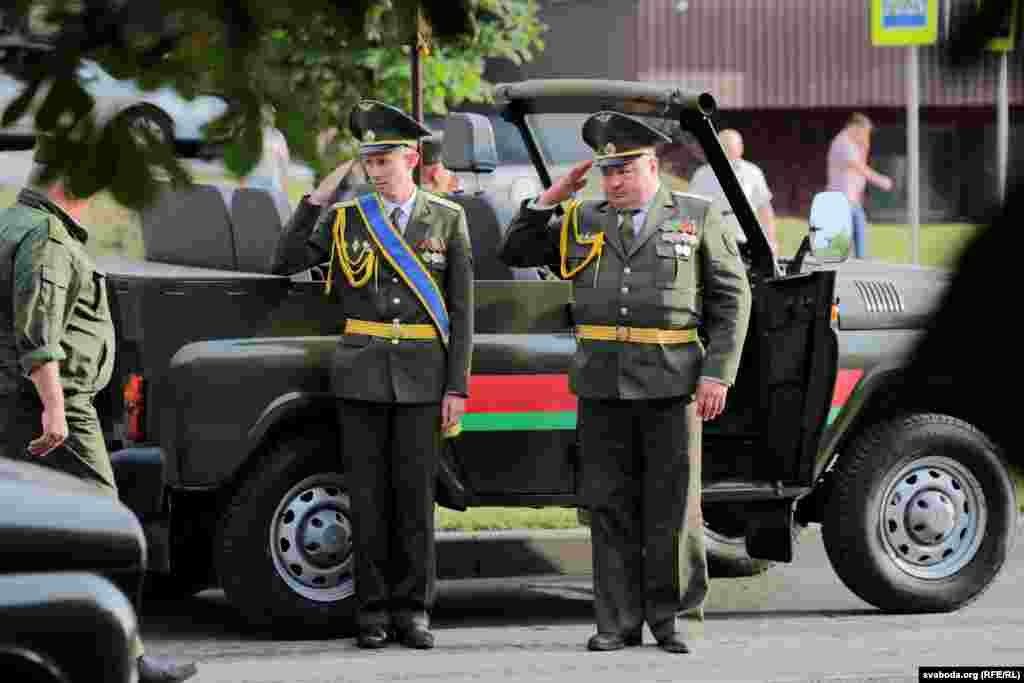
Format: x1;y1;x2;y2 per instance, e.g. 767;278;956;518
907;45;920;265
411;7;423;186
997;51;1009;203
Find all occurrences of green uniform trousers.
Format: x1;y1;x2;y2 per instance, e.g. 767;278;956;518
338;399;441;631
2;388;145;658
579;396;707;640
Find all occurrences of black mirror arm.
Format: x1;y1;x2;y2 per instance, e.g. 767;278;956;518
788;235;812;276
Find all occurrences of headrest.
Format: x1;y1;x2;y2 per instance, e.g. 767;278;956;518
442;113;498;174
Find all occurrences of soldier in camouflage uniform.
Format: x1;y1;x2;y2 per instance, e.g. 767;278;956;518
500;112;751;654
271;100;473;650
0;134;197;682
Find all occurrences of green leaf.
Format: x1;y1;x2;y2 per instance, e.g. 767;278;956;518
34;74;93;133
222;114;263;178
1;79;42;128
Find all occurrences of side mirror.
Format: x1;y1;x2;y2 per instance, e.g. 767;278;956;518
808;191;853;262
442;112;498;174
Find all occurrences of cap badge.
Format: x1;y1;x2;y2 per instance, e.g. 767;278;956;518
364;130;376;143
595;113;612;123
604;142;616;155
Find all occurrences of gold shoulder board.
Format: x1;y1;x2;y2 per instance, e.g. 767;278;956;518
423;192;463;213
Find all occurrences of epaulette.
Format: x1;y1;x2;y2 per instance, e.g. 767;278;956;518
327;199;357;214
45;214;70;244
671;191;713;208
423;192;463;213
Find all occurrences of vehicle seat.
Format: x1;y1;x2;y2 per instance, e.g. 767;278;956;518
139;182;238;271
230;187;290;273
442;113;518;281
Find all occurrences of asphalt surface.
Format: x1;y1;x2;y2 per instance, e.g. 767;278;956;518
140;526;1024;683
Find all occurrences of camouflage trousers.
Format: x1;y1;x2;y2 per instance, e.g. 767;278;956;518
2;388;145;659
578;395;707;641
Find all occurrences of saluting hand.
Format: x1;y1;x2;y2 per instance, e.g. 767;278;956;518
29;406;68;457
537;160;593;207
695;380;728;422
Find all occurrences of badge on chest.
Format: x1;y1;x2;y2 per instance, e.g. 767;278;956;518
659;218;699;258
416;238;447;267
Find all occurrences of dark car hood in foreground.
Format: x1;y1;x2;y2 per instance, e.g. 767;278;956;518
0;458;146;578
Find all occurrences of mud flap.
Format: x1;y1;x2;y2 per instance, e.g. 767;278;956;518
745;499;796;562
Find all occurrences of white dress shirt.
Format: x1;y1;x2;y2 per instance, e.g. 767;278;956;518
381;188;418;234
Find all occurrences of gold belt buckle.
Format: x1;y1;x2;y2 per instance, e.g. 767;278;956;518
390;319;402;343
615;325;628;342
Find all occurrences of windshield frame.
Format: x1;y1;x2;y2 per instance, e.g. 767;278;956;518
495;79;779;279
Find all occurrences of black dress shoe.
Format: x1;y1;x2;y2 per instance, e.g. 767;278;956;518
138;655;198;683
655;633;690;654
587;633;626;651
398;625;435;650
357;626;390;649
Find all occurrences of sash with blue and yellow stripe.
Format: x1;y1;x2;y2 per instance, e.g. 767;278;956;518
355;193;450;347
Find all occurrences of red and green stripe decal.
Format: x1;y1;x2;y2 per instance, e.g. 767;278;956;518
462;369;865;432
463;375;576;432
829;369;863;425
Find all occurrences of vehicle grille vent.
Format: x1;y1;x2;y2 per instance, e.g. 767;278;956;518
853;280;904;313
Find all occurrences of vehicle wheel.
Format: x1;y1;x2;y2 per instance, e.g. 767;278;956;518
823;414;1016;613
703;503;775;578
216;429;356;634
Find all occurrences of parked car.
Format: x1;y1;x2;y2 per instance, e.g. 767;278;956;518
11;79;1010;636
0;457;144;683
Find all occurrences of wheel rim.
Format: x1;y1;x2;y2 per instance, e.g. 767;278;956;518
878;455;987;580
269;473;355;602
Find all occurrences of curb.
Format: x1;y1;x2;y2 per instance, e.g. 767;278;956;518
436;528;593;579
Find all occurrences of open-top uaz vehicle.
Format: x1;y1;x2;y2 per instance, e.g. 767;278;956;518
67;79;1014;634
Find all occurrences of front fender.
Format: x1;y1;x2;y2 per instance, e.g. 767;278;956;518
814;362;907;480
161;336;336;488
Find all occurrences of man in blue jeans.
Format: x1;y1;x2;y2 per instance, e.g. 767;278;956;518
826;113;894;258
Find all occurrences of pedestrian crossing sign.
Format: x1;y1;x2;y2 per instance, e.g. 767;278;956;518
871;0;940;45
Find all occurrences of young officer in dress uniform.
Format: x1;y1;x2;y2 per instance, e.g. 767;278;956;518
500;111;751;654
271;100;473;650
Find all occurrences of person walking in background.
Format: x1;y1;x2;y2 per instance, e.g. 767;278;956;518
826;113;894;259
689;128;778;254
243;104;291;197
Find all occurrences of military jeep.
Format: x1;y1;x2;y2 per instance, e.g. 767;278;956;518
79;79;1014;635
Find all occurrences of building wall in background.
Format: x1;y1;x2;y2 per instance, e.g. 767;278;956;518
483;0;1024;220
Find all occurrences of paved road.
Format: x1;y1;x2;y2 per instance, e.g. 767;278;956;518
140;526;1024;682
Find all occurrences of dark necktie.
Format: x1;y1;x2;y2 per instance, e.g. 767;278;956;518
619;209;639;250
391;207;403;234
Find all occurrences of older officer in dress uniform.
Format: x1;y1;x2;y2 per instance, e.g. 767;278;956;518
500;112;751;654
0;134;198;682
271;100;473;650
